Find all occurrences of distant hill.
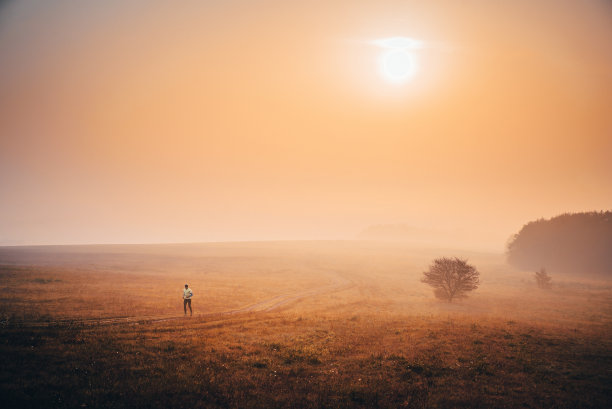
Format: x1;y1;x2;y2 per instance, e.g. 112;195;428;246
357;224;425;241
506;211;612;276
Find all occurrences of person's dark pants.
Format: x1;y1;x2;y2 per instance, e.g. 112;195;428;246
184;299;192;315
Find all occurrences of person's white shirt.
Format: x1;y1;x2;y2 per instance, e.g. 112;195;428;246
183;288;193;299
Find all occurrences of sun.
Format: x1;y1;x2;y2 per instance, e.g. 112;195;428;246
382;49;417;82
371;37;423;84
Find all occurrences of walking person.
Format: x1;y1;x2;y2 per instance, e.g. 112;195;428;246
183;283;193;316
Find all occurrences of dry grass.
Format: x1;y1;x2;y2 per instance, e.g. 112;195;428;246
0;241;610;408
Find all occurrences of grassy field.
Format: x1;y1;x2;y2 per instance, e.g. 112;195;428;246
1;241;610;408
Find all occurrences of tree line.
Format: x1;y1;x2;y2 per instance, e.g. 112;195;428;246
506;211;612;276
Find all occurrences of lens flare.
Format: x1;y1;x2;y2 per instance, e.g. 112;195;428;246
372;37;424;50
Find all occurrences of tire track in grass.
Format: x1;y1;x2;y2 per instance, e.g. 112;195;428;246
11;269;354;327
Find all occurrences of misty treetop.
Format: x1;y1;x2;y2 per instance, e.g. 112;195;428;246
507;211;612;276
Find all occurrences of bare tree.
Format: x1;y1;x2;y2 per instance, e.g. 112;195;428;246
421;257;480;301
534;267;552;289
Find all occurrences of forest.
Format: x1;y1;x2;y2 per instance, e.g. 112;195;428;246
507;211;612;276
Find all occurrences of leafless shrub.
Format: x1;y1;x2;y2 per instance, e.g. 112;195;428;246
421;257;480;302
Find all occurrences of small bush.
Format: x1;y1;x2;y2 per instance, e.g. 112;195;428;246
535;268;552;289
421;257;480;301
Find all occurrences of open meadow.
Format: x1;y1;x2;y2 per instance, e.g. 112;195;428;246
1;241;610;408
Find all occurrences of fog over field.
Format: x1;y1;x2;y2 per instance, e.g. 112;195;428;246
1;241;610;322
0;241;610;408
1;0;611;408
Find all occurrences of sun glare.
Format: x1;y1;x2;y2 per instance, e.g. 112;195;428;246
372;37;423;84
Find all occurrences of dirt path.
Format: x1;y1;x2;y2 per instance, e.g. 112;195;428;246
226;269;352;314
12;269;354;328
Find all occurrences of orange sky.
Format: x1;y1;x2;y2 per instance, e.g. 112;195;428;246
1;0;611;249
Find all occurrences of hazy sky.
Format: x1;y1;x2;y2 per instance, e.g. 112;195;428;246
1;0;611;249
